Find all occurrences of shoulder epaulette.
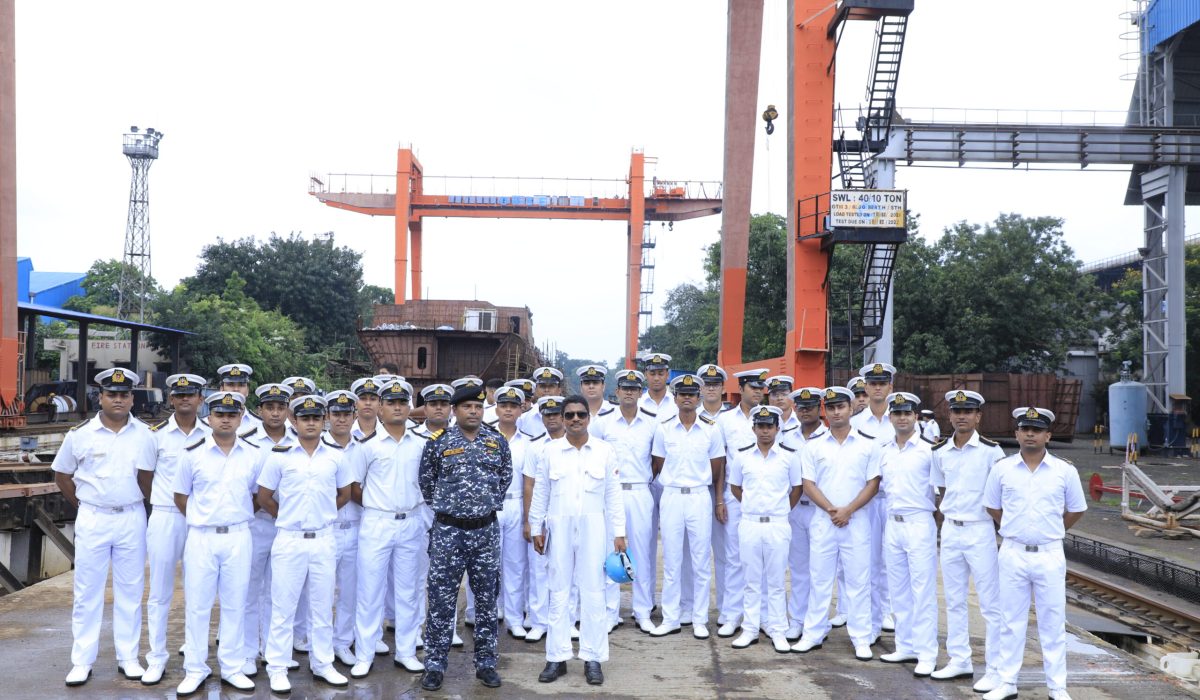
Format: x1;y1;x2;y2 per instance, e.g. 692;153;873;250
200;416;210;427
271;444;291;453
530;431;548;442
70;416;90;431
356;430;377;443
931;438;950;451
239;436;260;448
782;425;797;433
430;428;446;441
979;436;999;447
598;407;615;417
661;415;678;424
921;435;936;445
149;418;169;432
481;422;499;433
321;437;344;449
856;429;875;439
718;405;735;414
699;415;716;425
238;426;258;439
247;407;261;419
185;437;206;451
737;443;755;452
519;429;537;439
639;407;657;418
413;430;433;440
779;443;796;452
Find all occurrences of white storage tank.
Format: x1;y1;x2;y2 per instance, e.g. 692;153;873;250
1109;378;1148;450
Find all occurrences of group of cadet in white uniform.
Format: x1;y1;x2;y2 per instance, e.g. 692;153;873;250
50;353;1086;699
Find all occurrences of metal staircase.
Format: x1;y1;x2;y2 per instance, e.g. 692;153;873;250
638;222;656;337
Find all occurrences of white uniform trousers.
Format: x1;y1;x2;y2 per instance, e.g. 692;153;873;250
659;487;713;626
145;506;188;666
801;511;873;646
739;516;790;636
883;512;939;663
354;510;425;662
70;503;146;666
182;523;252;677
498;496;528;627
545;513;610;663
786;500;815;629
245;512;277;658
332;521;359;650
651;481;692;614
941;518;1002;672
716;490;745;625
869;496;890;635
526;529;550;632
266;528;336;674
995;539;1069;691
607;483;654;623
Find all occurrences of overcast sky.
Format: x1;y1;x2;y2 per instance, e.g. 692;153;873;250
16;1;1152;365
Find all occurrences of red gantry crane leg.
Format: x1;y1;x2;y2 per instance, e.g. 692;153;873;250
0;0;18;415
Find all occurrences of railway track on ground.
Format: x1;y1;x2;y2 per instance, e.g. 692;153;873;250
1067;565;1200;649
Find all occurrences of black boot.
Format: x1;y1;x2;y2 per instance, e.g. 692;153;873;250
584;661;604;685
476;668;502;688
538;661;567;683
420;670;443;691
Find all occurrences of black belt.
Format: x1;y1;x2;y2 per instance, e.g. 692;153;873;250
435;512;497;530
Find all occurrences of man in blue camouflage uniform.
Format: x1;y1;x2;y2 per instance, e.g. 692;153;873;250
418;385;513;691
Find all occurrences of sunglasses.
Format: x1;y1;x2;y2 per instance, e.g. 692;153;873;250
563;411;589;420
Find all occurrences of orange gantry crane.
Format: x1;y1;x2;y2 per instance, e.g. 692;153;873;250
310;149;722;367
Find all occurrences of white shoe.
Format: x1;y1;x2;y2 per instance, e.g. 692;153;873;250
692;623;710;639
880;651;918;664
649;623;681;637
508;624;528;639
64;665;91;686
221;672;254;691
140;662;165;686
717;621;740;638
930;662;974;680
286;658;300;671
293;638;310;653
1048;689;1073;700
117;659;145;680
731;630;758;649
395;655;425;673
854;644;872;661
334;646;356;666
268;671;290;693
524;627;546;642
771;635;790;653
176;672;208;696
982;684;1018;700
451;632;464;647
312;666;349;687
637;618;656;634
881;612;896;631
913;660;935;677
241;659;258;677
374;639;389;655
784;623;802;640
350;661;371;678
570;624;580;640
415;635;423;649
973;672;1002;693
829;613;847;628
791;637;823;653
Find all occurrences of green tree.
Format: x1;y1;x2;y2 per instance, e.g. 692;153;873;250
150;274;321;385
893;214;1102;373
358;284;394;327
64;259;161;315
185;233;367;350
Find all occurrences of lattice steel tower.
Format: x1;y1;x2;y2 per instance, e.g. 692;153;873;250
117;125;163;321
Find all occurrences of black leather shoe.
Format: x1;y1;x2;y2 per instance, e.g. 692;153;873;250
584;661;603;686
476;668;501;688
420;670;443;691
538;661;567;683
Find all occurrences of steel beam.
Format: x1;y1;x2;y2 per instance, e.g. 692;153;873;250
33;503;73;562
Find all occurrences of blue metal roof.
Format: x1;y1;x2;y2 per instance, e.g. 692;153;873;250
1144;0;1200;52
17;302;193;335
28;271;84;294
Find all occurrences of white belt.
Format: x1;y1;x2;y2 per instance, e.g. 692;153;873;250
946;518;990;527
152;504;181;513
663;485;707;494
365;505;420;520
1003;538;1060;552
621;482;650;490
335;521;360;529
890;512;932;523
276;526;332;539
504;492;522;500
79;501;142;514
743;514;784;523
796;499;812;507
191;521;249;534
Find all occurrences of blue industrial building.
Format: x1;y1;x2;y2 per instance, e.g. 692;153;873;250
16;257;85;309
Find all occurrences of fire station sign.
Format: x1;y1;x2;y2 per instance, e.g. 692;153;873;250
829;190;906;229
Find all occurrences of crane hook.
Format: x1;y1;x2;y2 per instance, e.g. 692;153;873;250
762;104;778;136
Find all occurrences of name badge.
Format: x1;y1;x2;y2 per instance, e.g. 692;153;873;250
443;447;465;457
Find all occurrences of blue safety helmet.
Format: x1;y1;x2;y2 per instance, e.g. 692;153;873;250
604;551;635;584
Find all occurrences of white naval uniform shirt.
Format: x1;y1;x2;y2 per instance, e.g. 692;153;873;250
851;407;895;443
238;410;263;436
351;427;429;514
325;433;363;523
920;419;941;442
501;428;532;501
728;442;803;517
651;415;723;488
52;415;157;507
640;391;678;422
781;424;829;450
717;405;755;462
528;436;626;538
778;413;800;441
517;409;545;438
878;435;936;515
257;440;354;531
591;407;658;484
174;437;261;527
699;403;732;423
799;429;882;505
984;452;1087;544
150;414;211;507
930;431;1005;523
352;417;382;441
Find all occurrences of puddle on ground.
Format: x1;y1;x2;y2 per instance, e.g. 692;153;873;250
1067;632;1114;657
